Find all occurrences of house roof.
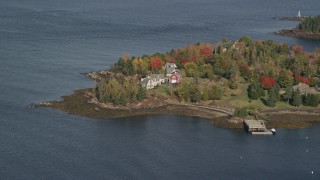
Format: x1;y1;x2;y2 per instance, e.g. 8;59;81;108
141;78;150;87
165;63;177;68
164;63;177;75
166;67;176;74
150;74;165;79
293;83;317;94
170;72;181;78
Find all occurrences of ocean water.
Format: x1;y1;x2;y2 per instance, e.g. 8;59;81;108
1;0;320;179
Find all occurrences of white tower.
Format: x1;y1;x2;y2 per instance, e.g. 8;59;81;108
297;10;301;18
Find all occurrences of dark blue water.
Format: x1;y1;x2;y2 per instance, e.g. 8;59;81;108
1;0;320;179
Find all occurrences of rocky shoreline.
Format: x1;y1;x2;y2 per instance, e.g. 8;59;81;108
276;29;320;40
38;89;320;129
273;17;306;21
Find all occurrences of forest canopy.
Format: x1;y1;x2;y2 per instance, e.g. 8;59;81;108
298;16;320;33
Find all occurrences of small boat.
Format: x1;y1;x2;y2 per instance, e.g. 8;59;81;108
271;128;276;135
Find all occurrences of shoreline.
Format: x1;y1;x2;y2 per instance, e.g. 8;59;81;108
273;17;306;21
276;29;320;40
38;89;320;129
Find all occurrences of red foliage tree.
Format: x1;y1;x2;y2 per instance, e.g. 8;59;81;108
150;56;164;70
291;45;304;54
165;55;176;63
260;76;276;89
200;46;213;58
181;59;188;65
295;75;309;84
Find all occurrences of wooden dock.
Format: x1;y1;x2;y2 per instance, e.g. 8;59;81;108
244;120;274;135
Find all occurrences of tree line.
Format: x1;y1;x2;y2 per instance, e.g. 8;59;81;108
101;36;320;106
298;16;320;33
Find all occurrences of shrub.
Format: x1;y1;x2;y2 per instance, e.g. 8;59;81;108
234;107;248;118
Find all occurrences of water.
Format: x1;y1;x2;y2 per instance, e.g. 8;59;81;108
1;0;320;179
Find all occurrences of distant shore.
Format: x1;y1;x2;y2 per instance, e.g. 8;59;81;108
273;17;306;21
38;89;320;129
276;29;320;40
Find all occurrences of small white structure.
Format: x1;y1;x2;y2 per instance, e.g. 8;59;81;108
141;74;166;90
297;10;301;18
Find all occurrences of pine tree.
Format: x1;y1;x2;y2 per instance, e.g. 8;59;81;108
137;86;146;100
248;81;264;100
266;94;276;107
119;92;128;105
291;90;302;107
282;86;293;104
304;94;320;107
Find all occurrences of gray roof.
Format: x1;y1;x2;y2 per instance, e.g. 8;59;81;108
150;74;165;79
293;83;318;94
141;78;150;87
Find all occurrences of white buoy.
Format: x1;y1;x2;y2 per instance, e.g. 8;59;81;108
311;171;314;175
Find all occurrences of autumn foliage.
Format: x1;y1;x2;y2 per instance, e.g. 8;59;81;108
260;76;276;89
150;56;164;69
291;45;304;54
200;46;213;58
295;75;309;84
165;55;176;63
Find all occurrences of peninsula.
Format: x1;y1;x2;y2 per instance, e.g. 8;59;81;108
276;15;320;40
40;37;320;129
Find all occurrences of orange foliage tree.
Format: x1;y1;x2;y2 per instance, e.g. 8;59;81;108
260;76;276;89
150;56;164;70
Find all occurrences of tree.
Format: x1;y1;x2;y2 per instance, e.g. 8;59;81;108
184;62;199;77
298;16;320;33
265;85;279;107
200;46;213;58
248;81;264;100
260;76;276;89
189;83;201;103
119;92;128;105
209;85;224;100
229;75;238;90
132;58;149;75
199;64;214;79
303;94;320;107
282;85;293;104
295;75;309;84
234;107;248;117
137;86;146;100
150;56;164;70
291;89;302;106
176;79;191;102
278;70;294;88
265;94;276;107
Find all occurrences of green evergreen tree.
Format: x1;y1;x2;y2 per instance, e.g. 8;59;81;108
248;81;264;100
211;85;224;100
119;92;128;105
137;86;146;100
265;95;276;107
291;89;302;107
303;94;320;107
278;70;293;88
282;86;293;104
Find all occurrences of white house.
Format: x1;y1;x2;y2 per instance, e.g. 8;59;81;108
141;74;166;90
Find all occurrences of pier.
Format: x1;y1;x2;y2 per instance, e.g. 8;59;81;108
244;120;274;135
